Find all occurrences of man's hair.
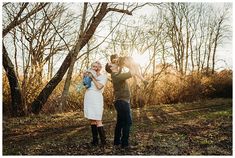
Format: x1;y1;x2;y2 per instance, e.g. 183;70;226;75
105;63;112;74
110;54;118;62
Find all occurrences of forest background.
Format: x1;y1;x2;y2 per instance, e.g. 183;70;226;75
2;2;232;116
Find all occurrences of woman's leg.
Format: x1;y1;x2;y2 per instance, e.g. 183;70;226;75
90;120;98;146
90;120;97;125
97;120;106;145
96;120;103;127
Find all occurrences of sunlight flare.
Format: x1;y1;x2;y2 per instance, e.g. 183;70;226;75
131;52;149;67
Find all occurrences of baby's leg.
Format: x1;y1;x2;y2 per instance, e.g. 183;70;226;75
132;75;138;88
129;62;145;81
123;57;148;86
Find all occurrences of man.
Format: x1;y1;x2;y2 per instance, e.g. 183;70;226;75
105;62;133;148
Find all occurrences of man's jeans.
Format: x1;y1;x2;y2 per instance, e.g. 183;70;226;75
114;100;132;147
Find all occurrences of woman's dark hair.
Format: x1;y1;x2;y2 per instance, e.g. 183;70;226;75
105;63;112;73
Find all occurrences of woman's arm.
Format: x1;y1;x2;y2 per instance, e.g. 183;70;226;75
90;75;104;90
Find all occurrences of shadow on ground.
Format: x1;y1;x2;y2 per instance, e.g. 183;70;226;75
3;98;232;155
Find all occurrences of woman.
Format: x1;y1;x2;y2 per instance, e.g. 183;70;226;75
83;61;107;146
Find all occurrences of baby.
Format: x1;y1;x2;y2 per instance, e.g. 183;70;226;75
83;68;97;88
110;54;148;86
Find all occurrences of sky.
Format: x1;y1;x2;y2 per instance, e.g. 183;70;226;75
70;2;233;71
1;1;234;74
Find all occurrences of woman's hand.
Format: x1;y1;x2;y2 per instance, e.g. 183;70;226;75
83;71;89;77
88;72;95;79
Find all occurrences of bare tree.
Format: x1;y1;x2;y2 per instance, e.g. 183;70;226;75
31;2;139;114
60;3;88;112
3;44;24;116
211;6;231;74
2;2;48;116
3;3;48;36
5;3;77;114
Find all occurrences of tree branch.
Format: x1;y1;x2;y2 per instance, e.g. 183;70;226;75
3;3;48;37
107;7;132;15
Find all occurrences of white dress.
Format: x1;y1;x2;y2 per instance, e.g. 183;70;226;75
84;74;107;120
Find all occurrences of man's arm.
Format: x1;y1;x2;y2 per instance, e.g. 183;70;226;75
113;71;132;81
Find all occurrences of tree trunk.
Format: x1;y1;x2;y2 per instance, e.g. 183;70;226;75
206;29;213;75
3;43;25;117
60;3;88;112
31;3;109;114
212;18;223;74
31;2;134;114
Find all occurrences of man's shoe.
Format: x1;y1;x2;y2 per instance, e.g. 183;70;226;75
121;145;135;150
113;144;121;150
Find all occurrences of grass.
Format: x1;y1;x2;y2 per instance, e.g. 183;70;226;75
3;98;232;155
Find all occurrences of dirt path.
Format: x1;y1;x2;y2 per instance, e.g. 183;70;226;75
3;98;232;155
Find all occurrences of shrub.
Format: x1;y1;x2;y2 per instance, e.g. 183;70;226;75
203;69;232;98
3;69;232;116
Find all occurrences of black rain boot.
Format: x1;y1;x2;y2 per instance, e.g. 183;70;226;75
91;125;98;146
98;126;106;145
